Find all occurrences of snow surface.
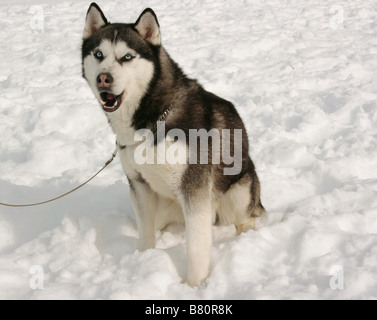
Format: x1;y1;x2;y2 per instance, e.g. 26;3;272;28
1;0;377;299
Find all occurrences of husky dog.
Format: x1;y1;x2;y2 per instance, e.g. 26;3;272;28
82;3;265;286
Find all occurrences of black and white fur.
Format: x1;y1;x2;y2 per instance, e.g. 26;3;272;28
82;3;266;287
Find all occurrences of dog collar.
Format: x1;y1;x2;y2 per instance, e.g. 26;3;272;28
152;104;173;133
117;104;173;150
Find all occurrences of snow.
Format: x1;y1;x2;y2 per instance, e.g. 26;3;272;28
1;0;377;299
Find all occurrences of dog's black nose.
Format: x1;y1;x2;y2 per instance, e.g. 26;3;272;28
97;73;113;88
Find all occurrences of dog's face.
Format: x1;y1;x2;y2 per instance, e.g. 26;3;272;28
82;4;161;113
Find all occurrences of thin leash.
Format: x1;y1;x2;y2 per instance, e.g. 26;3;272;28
0;146;118;208
0;104;174;208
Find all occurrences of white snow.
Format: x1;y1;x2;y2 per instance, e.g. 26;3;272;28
1;0;377;299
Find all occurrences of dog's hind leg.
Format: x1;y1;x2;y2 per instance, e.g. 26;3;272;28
235;169;266;235
236;217;256;235
235;204;265;235
217;170;266;235
129;179;158;251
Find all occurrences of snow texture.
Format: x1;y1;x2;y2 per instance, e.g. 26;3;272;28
1;0;377;299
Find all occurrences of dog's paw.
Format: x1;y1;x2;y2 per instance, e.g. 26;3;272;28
186;278;204;288
186;273;208;287
236;218;256;235
137;239;156;251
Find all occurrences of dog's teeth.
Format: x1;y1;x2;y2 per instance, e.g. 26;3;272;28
114;100;119;107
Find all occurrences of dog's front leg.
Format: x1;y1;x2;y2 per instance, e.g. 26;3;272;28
179;190;213;287
129;179;158;251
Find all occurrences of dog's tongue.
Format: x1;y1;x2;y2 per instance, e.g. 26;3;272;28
107;92;116;100
104;93;116;107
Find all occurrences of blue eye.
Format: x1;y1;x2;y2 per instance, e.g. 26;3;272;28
95;51;103;59
122;54;134;62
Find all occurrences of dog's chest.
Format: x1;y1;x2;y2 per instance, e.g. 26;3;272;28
119;141;187;199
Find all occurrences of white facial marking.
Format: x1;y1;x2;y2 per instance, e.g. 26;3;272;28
83;38;154;146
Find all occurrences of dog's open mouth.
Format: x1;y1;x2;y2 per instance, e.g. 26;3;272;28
99;91;124;113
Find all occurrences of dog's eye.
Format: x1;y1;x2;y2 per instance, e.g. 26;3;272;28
122;54;134;62
94;51;103;60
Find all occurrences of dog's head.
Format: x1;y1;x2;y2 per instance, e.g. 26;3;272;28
82;3;160;113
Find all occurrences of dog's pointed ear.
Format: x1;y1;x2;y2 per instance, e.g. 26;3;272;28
134;8;161;46
83;3;108;40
